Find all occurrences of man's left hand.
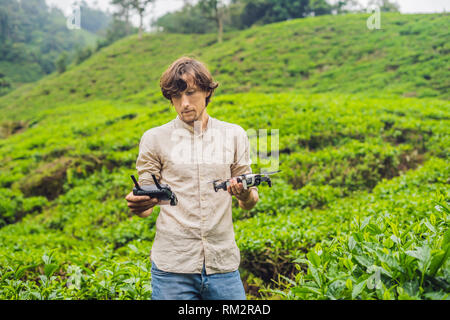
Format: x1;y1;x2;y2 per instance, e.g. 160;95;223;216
227;178;251;201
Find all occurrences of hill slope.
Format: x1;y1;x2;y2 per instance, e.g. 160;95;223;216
0;12;448;125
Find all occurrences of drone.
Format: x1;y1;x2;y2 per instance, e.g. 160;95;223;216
208;170;281;192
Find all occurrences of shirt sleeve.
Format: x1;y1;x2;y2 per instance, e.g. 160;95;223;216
230;126;258;192
135;131;162;186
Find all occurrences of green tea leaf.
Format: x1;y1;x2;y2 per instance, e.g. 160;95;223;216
428;245;450;277
44;264;59;278
406;245;432;273
346;278;353;291
293;285;322;296
424;220;436;233
366;223;382;235
354;255;373;268
308;263;322;288
307;250;321;268
429;214;436;226
390;235;401;245
443;228;450;245
388;221;400;238
15;264;37;280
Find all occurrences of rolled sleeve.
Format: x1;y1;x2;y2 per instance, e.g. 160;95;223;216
136;131;162;186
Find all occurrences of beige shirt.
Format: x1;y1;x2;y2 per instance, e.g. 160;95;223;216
136;114;257;274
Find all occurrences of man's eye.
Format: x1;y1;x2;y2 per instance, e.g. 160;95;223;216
187;91;195;95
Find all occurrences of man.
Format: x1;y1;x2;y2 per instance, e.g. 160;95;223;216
125;57;259;300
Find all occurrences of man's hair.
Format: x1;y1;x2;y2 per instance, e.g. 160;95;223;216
160;56;219;107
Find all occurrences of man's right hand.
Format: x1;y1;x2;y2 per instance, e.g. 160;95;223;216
125;191;160;218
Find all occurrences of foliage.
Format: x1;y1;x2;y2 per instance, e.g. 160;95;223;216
0;12;448;300
368;0;400;13
0;90;448;299
56;52;68;74
95;18;138;52
156;0;335;33
1;12;448;125
0;0;103;95
155;4;217;34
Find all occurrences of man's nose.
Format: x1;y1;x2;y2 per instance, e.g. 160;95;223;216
181;93;189;107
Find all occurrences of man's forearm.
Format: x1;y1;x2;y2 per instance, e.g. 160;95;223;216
238;188;259;211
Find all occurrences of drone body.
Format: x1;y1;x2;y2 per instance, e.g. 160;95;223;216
209;170;281;192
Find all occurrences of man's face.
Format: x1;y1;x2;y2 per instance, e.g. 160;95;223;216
171;76;211;124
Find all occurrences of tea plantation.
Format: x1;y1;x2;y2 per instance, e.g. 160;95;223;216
0;12;448;300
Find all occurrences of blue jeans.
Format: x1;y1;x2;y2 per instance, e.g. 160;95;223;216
151;261;247;300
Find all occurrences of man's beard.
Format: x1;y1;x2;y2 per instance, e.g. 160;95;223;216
183;112;197;123
184;107;204;124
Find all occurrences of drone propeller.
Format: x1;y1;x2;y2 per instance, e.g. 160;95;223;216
258;170;281;176
208;170;281;183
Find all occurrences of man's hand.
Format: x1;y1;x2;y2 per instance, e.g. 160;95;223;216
227;178;251;201
227;178;259;210
125;191;160;218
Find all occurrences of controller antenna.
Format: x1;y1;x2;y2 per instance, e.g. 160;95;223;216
152;174;162;190
130;175;142;190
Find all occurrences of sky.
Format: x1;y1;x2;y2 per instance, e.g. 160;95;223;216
46;0;450;31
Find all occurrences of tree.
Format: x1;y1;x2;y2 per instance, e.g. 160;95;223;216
198;0;227;43
56;52;68;74
96;18;137;51
130;0;156;39
239;0;272;27
154;5;216;34
0;73;12;96
0;7;10;42
0;0;114;93
238;0;311;27
111;0;133;34
77;0;112;34
307;0;332;16
226;0;247;30
368;0;400;12
332;0;363;14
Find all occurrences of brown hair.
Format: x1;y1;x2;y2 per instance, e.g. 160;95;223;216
160;57;219;107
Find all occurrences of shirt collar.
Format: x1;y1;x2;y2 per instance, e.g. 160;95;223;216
175;113;213;137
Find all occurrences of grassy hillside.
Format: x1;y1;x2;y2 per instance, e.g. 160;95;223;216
0;12;449;300
0;12;448;125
